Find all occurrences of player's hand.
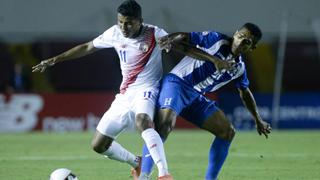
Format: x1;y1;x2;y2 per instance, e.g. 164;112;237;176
215;59;236;72
157;35;173;53
255;119;272;139
32;59;56;73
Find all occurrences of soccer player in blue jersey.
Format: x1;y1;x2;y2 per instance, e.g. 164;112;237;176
135;23;272;180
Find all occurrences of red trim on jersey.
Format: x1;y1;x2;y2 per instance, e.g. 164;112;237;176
120;28;156;94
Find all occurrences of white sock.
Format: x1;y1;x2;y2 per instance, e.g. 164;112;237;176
141;128;169;176
102;141;139;168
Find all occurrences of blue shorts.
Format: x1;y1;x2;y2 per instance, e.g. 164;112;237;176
158;74;219;127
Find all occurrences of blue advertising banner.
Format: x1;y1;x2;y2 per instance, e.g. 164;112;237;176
217;93;320;129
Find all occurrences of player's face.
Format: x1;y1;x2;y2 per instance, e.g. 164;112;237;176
117;13;142;38
231;28;256;55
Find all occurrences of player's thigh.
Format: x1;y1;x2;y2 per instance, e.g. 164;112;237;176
157;108;177;127
156;75;198;133
201;110;235;141
180;95;217;127
155;108;177;138
181;95;235;140
133;87;159;130
96;94;132;139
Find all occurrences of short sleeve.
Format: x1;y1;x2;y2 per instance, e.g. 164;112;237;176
234;69;250;90
190;31;221;48
154;26;168;39
92;25;117;49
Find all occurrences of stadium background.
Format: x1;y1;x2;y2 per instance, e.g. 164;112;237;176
1;0;320;132
0;0;320;179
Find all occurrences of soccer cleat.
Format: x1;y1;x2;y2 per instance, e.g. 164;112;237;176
138;173;151;180
130;156;142;180
158;174;173;180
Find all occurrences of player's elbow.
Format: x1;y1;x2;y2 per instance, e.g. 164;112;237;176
80;41;97;54
84;42;94;51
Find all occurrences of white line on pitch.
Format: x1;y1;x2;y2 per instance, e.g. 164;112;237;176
0;156;100;161
230;152;320;158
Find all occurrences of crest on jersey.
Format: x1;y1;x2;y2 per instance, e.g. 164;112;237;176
139;42;149;52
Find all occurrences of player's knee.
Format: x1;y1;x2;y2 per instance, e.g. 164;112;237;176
157;109;176;138
158;120;174;139
220;127;236;141
228;127;236;140
91;142;105;154
91;139;111;154
136;114;154;132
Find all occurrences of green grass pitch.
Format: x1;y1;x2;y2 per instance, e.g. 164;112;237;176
1;130;319;180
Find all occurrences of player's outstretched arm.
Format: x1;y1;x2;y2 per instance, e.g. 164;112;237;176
176;42;236;72
238;88;272;138
158;32;235;72
157;32;189;52
32;41;99;73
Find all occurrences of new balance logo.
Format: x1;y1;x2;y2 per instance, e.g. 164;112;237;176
164;98;172;106
145;154;151;157
150;143;157;149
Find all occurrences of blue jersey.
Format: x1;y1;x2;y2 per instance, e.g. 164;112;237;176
169;31;249;93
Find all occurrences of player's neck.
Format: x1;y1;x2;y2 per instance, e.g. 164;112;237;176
131;25;143;39
230;40;240;57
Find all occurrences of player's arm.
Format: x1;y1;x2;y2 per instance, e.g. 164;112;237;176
32;41;99;73
158;32;234;72
175;41;235;72
238;87;272;138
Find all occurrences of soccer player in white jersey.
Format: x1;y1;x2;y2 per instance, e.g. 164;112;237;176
32;1;173;179
138;23;272;180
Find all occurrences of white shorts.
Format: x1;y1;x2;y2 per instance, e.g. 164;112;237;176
96;86;159;139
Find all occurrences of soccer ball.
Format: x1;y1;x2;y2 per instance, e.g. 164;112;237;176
49;168;78;180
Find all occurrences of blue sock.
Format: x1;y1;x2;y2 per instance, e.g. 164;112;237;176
205;137;231;180
141;143;154;175
141;137;166;175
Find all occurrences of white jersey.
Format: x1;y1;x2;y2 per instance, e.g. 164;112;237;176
93;24;167;93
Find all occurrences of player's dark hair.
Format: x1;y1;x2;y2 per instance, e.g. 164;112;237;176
117;0;142;19
242;23;262;43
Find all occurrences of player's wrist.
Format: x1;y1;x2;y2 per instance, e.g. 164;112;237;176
254;116;262;123
51;57;58;65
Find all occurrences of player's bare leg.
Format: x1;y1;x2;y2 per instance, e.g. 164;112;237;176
91;131;140;169
137;109;176;180
200;109;235;180
156;108;177;140
135;113;172;179
201;109;235;141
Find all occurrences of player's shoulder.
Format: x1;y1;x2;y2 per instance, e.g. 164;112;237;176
101;25;120;36
143;23;166;32
143;23;159;29
207;31;230;42
216;32;230;40
191;30;227;41
190;30;230;48
143;23;167;37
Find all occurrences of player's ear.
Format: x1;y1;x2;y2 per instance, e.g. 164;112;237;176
250;38;259;50
250;44;257;51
